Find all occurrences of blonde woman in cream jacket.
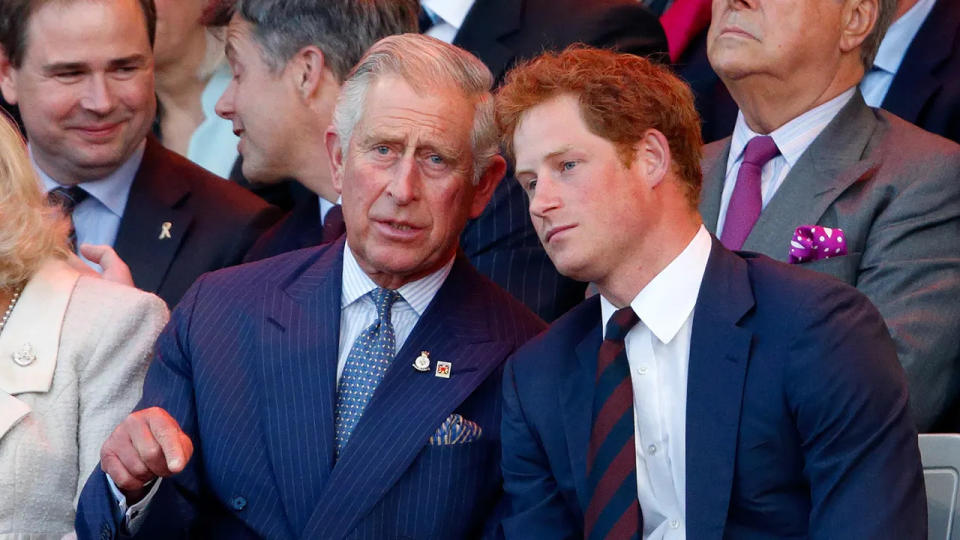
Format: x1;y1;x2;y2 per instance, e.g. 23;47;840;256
0;115;168;539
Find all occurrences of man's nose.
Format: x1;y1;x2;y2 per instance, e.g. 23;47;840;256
80;74;117;115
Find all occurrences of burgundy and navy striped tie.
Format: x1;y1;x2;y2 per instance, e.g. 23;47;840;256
585;306;642;540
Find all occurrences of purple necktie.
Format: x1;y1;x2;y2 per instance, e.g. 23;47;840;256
720;136;780;250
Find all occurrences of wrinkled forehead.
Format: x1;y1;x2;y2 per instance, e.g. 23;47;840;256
22;0;152;62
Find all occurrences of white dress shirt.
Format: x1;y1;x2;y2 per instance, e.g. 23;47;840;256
34;141;145;271
598;225;712;540
715;88;855;238
109;243;455;532
860;0;937;107
421;0;475;43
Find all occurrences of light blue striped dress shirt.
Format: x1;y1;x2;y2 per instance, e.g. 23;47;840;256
860;0;937;107
33;141;145;271
337;243;454;381
716;88;855;237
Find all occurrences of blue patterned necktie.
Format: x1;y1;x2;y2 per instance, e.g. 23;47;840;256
334;287;401;457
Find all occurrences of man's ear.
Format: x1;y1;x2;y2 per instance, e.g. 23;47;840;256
634;128;671;188
469;154;507;219
0;49;20;105
289;45;326;102
839;0;877;55
325;127;346;195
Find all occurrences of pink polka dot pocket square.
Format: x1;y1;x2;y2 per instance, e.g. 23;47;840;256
788;225;847;264
428;413;483;445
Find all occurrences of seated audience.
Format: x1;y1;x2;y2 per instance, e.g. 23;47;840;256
699;0;960;430
75;34;544;539
0;0;281;308
0;114;168;538
497;46;926;539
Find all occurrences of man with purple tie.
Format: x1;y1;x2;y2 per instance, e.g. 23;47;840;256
497;46;926;539
699;0;960;431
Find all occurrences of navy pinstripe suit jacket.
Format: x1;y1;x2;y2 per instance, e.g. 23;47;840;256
75;238;545;539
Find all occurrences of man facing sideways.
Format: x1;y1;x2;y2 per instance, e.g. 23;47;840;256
75;34;544;539
701;0;960;430
0;0;279;307
211;0;418;262
497;47;925;539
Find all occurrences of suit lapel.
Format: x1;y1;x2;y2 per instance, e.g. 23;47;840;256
114;137;193;295
881;0;958;123
559;297;602;511
699;140;731;233
302;255;509;539
259;240;344;534
741;93;882;259
685;238;753;540
453;0;523;81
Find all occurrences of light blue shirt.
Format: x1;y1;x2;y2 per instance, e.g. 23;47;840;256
860;0;937;107
187;62;240;179
34;141;145;270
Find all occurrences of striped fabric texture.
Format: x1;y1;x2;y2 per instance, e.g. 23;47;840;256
585;306;642;540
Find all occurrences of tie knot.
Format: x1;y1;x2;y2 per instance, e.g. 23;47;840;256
47;186;89;212
742;136;779;167
370;288;400;321
605;306;639;342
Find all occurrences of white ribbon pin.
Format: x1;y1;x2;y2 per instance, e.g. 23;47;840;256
159;221;173;240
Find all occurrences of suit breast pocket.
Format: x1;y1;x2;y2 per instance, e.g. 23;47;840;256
795;251;862;284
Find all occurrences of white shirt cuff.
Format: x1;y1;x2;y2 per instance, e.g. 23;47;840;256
105;473;161;535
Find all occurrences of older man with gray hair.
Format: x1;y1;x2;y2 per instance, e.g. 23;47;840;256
699;0;960;431
75;33;544;539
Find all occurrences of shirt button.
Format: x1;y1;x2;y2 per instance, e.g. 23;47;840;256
637;366;648;375
670;519;680;529
647;444;657;455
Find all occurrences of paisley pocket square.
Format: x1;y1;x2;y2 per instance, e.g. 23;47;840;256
788;225;847;264
428;413;482;445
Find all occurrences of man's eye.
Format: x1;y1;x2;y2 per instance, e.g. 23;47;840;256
527;180;537;192
561;161;577;171
54;72;83;82
428;154;444;165
375;145;390;155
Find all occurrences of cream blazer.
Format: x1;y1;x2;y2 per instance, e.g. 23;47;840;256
0;259;168;539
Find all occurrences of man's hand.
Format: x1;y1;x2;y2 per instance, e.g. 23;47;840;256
100;407;194;504
79;244;135;286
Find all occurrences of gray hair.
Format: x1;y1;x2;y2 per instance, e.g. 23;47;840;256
860;0;896;72
235;0;418;81
332;34;499;184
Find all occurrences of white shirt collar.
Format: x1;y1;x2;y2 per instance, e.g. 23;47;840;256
341;241;454;317
600;225;712;344
421;0;475;31
728;87;855;171
873;0;937;74
33;140;145;218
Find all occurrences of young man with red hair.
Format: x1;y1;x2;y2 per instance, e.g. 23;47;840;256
497;46;926;540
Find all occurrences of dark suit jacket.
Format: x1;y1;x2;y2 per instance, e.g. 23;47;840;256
243;193;343;262
76;239;545;539
881;0;960;144
501;237;926;539
113;137;281;307
453;0;669;322
700;92;960;431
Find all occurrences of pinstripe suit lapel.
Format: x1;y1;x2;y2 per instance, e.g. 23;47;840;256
301;254;510;539
259;239;345;534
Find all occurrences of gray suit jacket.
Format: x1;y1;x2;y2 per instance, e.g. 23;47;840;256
699;91;960;431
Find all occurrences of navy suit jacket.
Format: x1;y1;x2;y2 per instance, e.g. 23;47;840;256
501;237;926;539
76;239;545;539
114;137;281;307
